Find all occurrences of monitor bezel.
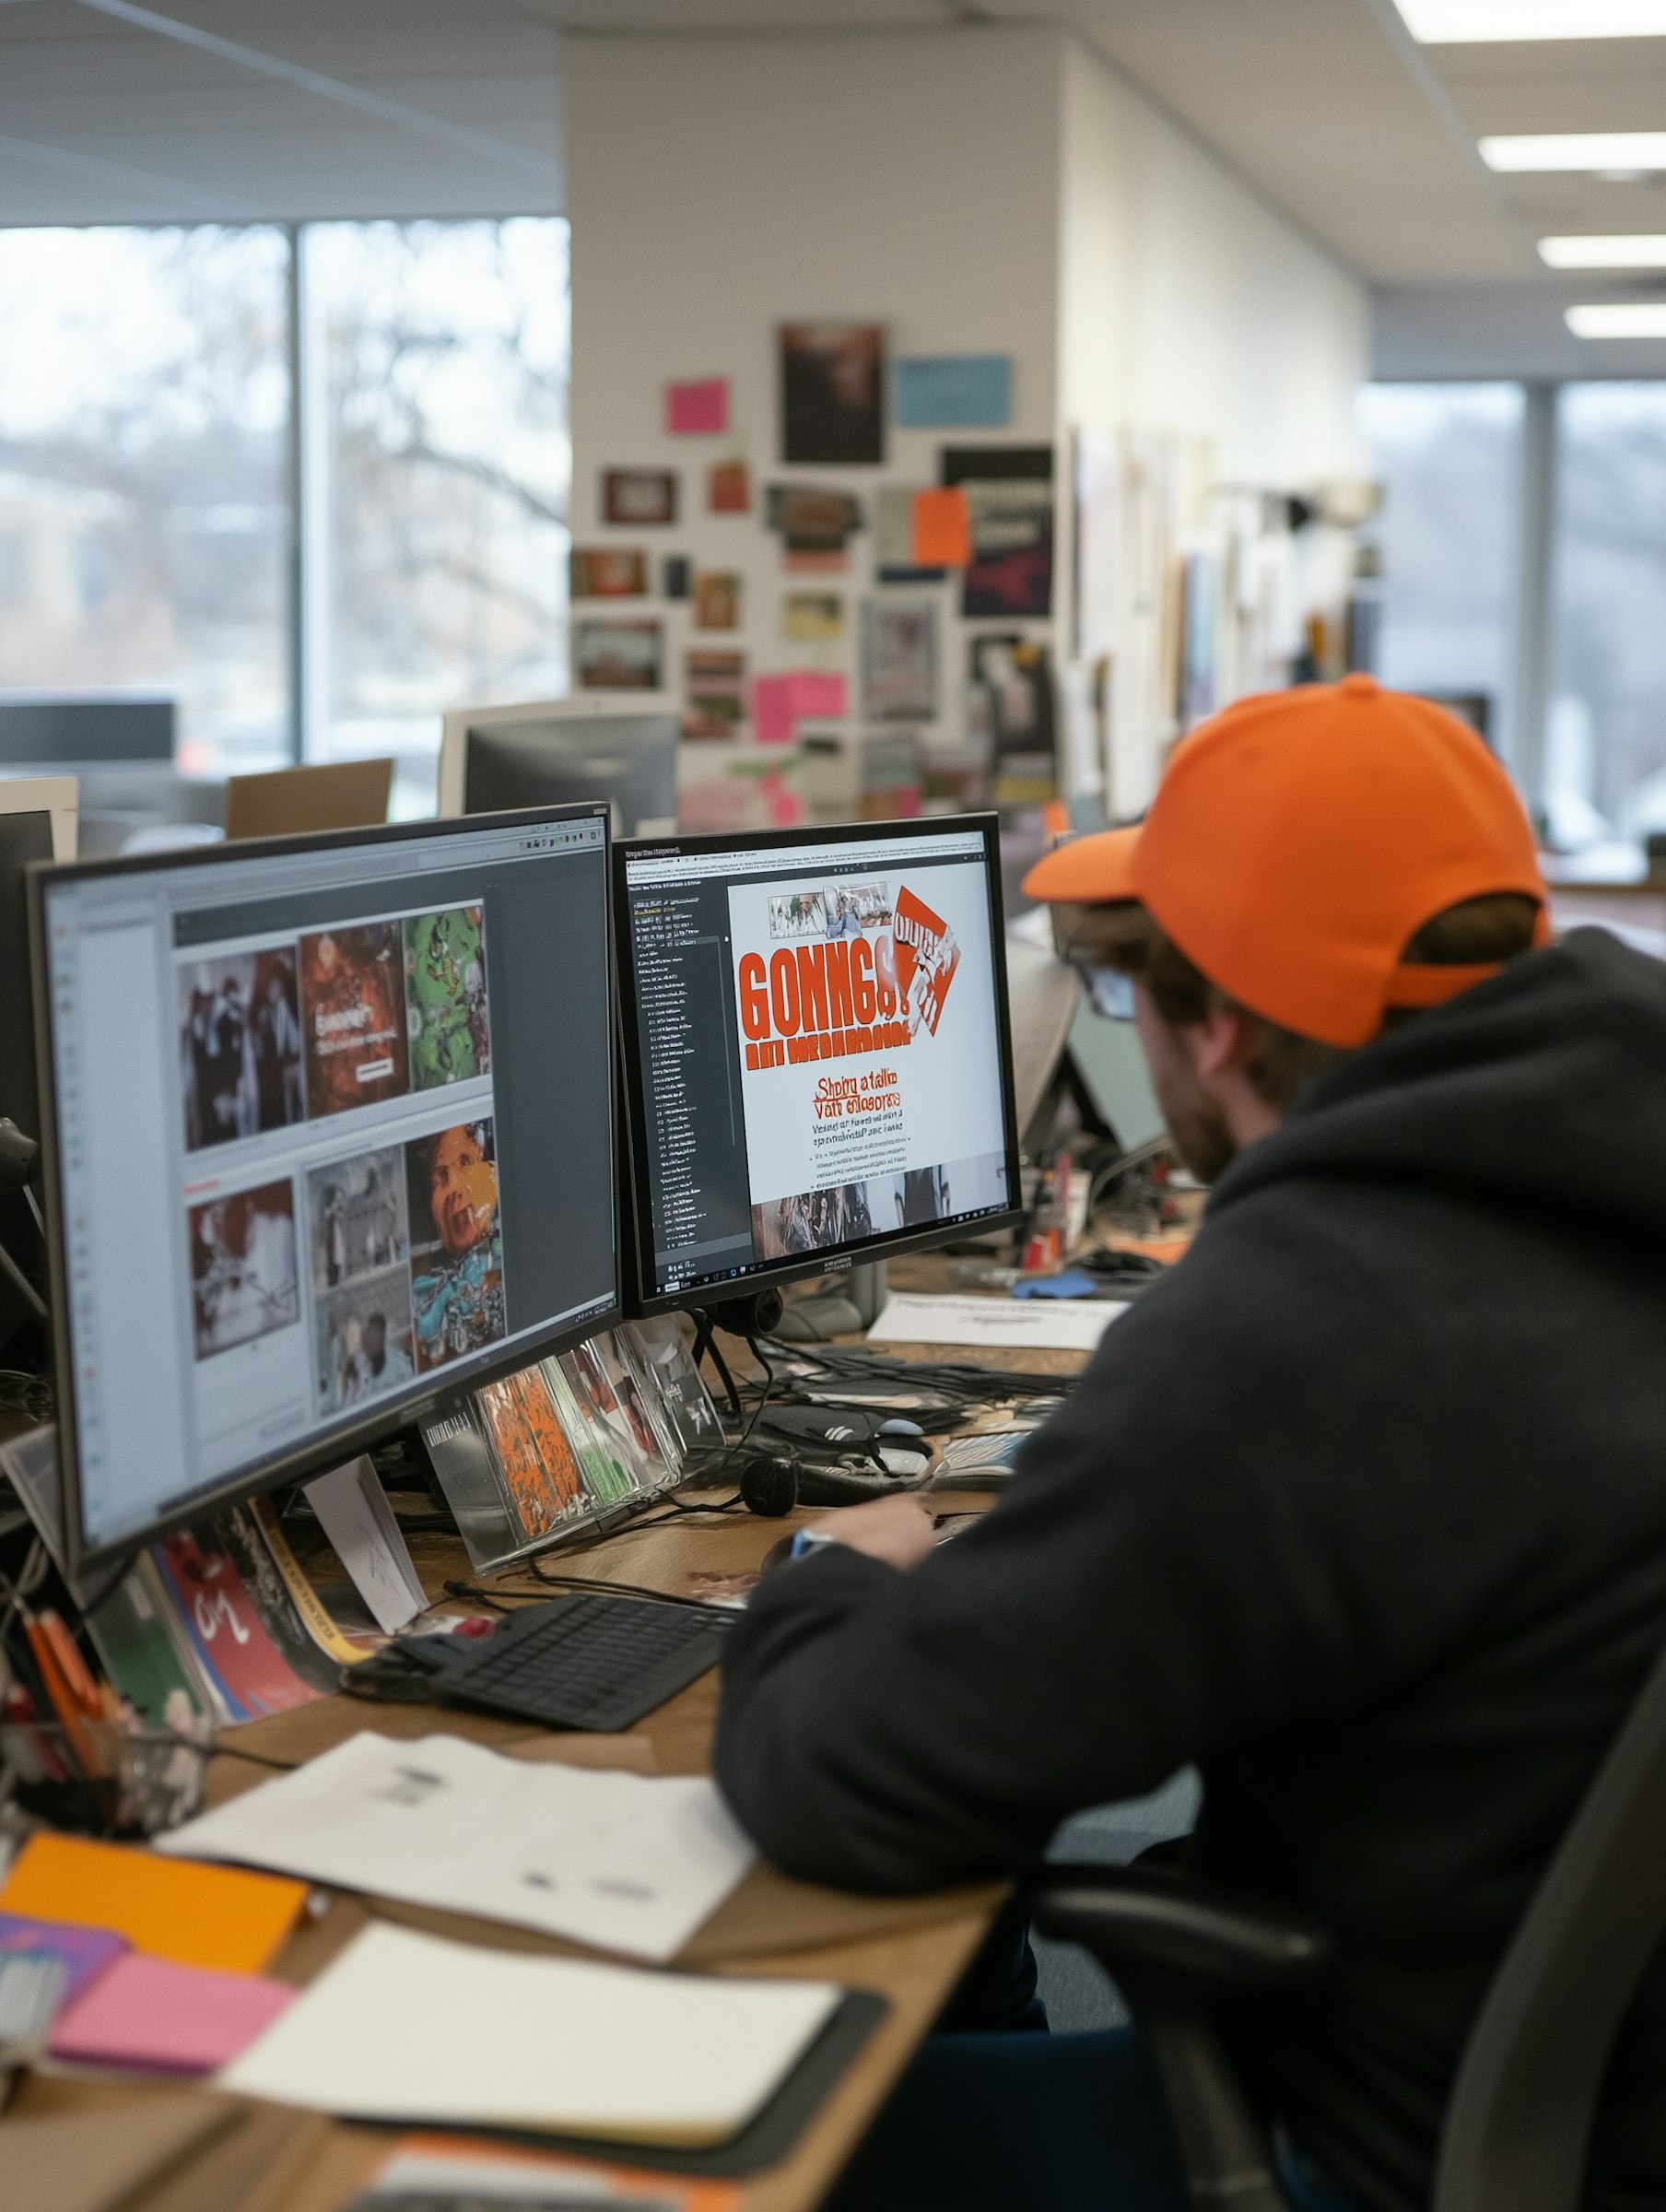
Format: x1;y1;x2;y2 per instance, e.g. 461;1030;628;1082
613;811;1026;1318
29;802;625;1575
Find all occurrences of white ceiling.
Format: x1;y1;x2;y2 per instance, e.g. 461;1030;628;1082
3;0;1665;371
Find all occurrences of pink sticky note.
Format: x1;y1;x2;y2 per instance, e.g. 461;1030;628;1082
750;672;848;745
666;377;729;435
48;1949;295;2074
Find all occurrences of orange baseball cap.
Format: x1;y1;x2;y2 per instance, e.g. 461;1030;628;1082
1023;675;1548;1048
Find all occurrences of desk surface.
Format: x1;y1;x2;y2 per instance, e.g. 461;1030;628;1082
6;1308;1097;2212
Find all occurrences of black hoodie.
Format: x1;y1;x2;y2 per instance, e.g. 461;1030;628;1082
713;930;1666;2212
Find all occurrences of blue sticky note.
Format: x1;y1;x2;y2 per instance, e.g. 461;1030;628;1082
895;355;1013;429
1013;1270;1099;1301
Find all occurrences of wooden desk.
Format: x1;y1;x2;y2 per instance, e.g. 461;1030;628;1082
6;1324;1090;2212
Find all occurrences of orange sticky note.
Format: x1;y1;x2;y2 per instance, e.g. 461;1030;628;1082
912;487;971;568
0;1832;307;1973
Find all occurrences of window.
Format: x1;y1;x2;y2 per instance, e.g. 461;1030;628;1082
0;220;569;811
1357;382;1523;753
0;226;289;776
302;221;570;815
1549;384;1666;853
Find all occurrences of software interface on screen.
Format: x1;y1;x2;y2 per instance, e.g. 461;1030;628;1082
41;813;616;1553
620;824;1015;1301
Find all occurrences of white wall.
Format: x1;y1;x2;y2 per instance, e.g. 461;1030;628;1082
566;25;1063;750
564;24;1369;785
1059;41;1369;488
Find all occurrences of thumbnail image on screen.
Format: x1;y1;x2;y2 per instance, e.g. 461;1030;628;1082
619;818;1017;1304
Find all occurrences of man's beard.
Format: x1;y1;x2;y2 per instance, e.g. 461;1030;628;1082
1150;1065;1238;1185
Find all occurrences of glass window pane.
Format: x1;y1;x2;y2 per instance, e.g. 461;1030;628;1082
1357;382;1522;751
304;219;570;816
0;226;290;778
1549;383;1666;860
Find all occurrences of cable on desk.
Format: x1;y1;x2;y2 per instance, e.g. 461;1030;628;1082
442;1571;722;1616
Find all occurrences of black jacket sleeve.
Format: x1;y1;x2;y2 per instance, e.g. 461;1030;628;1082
710;1194;1518;1894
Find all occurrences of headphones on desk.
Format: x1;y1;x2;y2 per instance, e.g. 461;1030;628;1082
735;1405;934;1517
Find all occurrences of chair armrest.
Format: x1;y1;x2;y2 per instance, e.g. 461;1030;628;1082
1028;1861;1333;1992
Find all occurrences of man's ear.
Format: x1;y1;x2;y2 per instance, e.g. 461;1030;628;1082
1186;1002;1261;1082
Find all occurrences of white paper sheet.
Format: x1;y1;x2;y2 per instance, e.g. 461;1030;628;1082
218;1921;839;2146
867;1291;1127;1353
302;1454;428;1633
158;1731;755;1962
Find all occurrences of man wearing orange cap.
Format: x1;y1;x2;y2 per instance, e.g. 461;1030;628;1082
714;678;1666;2212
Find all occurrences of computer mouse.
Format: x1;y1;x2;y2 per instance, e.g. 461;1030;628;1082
877;1418;924;1438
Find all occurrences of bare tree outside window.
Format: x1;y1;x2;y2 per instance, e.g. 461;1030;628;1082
304;219;570;813
0;218;570;813
0;225;289;775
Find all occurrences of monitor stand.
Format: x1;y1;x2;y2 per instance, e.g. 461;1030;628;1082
775;1261;886;1345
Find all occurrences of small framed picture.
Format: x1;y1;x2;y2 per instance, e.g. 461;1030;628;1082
570;547;647;598
709;461;751;514
602;468;677;526
862;600;937;721
784;592;843;642
573;618;663;690
694;571;742;630
663;555;692;601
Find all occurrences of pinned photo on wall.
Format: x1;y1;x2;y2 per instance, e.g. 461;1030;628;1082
943;446;1055;621
569;548;648;599
663;555;692;600
684;649;747;740
708;460;751;514
766;484;863;559
573;618;663;690
912;487;971;569
874;486;940;585
601;468;677;526
779;323;885;465
665;376;729;436
783;592;844;642
862;601;938;722
895;355;1013;429
693;571;742;630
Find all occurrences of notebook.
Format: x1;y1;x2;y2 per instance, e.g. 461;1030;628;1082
0;1832;308;1972
48;1951;295;2074
219;1922;840;2147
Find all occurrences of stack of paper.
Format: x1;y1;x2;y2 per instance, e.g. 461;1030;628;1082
868;1290;1127;1353
159;1731;756;1961
220;1922;839;2147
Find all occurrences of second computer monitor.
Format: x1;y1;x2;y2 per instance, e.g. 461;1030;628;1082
440;700;678;838
615;816;1023;1312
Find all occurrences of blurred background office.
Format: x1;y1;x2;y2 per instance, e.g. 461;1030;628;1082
4;0;1666;906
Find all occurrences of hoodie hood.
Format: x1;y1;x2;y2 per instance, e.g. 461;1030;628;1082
1212;928;1666;1240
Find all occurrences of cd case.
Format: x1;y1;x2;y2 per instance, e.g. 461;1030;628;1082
421;1321;722;1569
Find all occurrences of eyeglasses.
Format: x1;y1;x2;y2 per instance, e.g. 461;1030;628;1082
1065;953;1136;1022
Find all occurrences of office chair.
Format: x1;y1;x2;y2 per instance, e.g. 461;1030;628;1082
1029;1628;1666;2212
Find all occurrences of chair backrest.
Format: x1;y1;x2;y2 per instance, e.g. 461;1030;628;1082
1434;1630;1666;2212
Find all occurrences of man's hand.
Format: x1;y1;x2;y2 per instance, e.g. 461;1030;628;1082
807;1494;937;1571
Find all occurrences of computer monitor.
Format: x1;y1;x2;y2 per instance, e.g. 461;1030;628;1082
614;815;1023;1312
439;699;678;838
30;806;620;1571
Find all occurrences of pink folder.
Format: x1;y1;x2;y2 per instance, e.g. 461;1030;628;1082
47;1949;295;2074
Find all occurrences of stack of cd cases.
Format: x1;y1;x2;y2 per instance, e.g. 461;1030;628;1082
419;1320;722;1570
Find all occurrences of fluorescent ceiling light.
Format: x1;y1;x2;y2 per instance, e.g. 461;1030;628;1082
1566;303;1666;336
1482;132;1666;172
1541;235;1666;266
1399;0;1666;37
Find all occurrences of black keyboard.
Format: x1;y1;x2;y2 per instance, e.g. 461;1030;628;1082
432;1592;733;1732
